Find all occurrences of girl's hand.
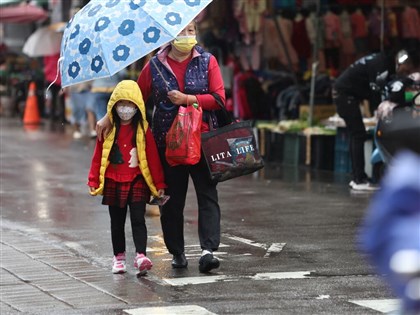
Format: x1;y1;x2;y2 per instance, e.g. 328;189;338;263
157;189;165;197
96;115;112;141
89;186;96;194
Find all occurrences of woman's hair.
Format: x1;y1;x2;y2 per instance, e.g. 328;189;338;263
192;20;199;34
111;102;144;146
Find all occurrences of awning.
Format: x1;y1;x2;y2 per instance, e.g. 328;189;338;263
0;3;48;23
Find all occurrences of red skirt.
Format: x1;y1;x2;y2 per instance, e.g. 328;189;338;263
102;175;150;208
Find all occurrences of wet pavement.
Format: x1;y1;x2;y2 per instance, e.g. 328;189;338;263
1;117;397;314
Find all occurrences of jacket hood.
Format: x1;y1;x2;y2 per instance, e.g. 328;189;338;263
91;79;158;197
107;80;146;124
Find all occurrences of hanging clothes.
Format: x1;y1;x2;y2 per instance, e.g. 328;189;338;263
232;71;254;119
234;0;266;39
305;11;326;73
263;15;299;72
233;0;267;71
323;10;342;72
386;8;399;49
401;6;420;51
272;0;295;10
339;10;355;70
291;13;311;72
323;10;342;47
351;9;368;58
367;7;381;52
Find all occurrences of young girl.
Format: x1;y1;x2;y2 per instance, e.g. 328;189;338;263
88;80;166;275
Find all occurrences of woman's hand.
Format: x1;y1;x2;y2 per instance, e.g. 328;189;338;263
157;189;165;197
89;186;96;194
96;115;112;141
168;90;198;106
167;90;186;106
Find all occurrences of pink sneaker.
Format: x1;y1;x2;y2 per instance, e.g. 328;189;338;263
134;253;153;275
112;252;126;274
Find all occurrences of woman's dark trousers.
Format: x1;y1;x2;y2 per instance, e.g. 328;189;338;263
159;149;221;255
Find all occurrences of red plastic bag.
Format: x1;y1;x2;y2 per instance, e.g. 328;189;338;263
165;105;202;166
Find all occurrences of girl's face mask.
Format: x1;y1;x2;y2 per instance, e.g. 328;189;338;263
116;105;137;121
171;35;197;53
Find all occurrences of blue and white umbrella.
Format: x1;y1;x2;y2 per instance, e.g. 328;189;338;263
60;0;212;88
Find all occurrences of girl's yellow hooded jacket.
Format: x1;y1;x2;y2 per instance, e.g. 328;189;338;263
90;80;159;197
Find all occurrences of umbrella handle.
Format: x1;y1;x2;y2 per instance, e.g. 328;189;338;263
46;56;64;97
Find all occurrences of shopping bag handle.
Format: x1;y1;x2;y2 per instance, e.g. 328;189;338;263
211;92;234;125
151;58;170;92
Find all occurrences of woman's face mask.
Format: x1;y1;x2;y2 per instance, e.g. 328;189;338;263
171;35;197;53
116;104;137;121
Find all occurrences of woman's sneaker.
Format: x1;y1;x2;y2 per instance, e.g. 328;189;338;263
112;253;126;274
134;253;153;276
199;253;220;273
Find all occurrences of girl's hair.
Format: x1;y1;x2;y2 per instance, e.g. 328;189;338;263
111;103;144;146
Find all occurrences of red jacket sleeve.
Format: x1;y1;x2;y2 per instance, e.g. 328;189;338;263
145;127;167;190
87;139;103;188
196;55;226;111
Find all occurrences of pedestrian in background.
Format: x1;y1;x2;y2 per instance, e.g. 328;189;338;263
333;48;420;191
67;82;91;139
88;80;166;275
44;53;65;123
85;100;98;138
96;21;226;273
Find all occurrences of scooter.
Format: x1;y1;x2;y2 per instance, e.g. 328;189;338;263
371;74;420;180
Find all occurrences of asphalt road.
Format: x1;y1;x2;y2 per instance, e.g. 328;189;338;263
0;118;397;314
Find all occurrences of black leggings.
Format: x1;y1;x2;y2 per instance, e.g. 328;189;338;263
108;202;147;255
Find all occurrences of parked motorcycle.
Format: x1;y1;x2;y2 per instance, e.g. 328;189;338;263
371;73;420;180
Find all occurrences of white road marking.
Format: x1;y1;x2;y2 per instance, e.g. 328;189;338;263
251;271;313;280
184;244;230;248
163;271;312;286
162;275;232;286
316;295;330;300
124;305;217;315
349;299;400;313
264;243;286;258
161;252;228;261
223;234;286;258
223;233;267;249
147;243;230;253
149;235;285;259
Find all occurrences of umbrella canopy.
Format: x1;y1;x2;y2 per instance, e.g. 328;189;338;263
0;3;48;23
22;26;63;57
60;0;212;88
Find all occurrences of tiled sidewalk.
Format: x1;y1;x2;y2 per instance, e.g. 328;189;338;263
0;227;159;314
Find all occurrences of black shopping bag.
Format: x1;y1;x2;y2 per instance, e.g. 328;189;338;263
201;120;264;182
